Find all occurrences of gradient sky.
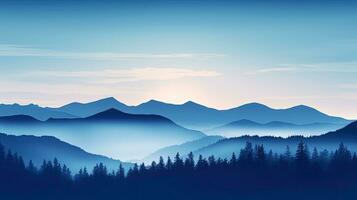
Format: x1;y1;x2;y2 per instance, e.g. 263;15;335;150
0;0;357;119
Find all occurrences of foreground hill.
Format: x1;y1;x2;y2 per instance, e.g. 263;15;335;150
208;119;345;137
195;121;357;159
142;135;224;163
0;133;132;173
0;109;205;161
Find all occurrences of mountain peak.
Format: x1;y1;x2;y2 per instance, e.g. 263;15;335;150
0;114;39;122
87;108;127;119
289;104;317;111
182;101;203;107
232;102;271;111
146;99;164;104
95;97;121;104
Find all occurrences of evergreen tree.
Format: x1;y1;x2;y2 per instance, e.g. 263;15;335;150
27;160;37;174
184;152;195;170
230;152;237;165
295;141;310;170
284;145;291;161
157;157;165;171
166;156;173;171
239;142;254;166
254;145;266;164
208;156;216;167
173;153;184;169
116;164;125;180
0;142;5;165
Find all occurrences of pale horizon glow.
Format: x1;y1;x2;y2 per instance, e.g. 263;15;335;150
1;0;357;119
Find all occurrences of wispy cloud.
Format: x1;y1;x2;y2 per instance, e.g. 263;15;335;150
251;62;357;74
30;67;221;83
0;44;226;60
256;67;299;73
339;84;357;89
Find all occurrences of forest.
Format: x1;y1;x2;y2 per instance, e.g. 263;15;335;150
1;141;357;200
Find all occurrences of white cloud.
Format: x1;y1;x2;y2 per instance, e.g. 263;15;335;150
30;67;221;83
252;62;357;74
256;67;299;73
0;44;226;60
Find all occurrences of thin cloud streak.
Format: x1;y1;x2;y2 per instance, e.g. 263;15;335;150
0;44;226;60
252;62;357;74
31;67;221;83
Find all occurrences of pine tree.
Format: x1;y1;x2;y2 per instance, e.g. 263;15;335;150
116;164;125;180
230;152;237;165
295;141;310;170
139;163;147;174
27;160;37;174
239;142;254;166
284;145;291;161
62;164;71;179
157;156;165;171
0;142;5;165
184;152;195;170
312;147;319;162
208;156;216;167
166;156;173;170
173;153;184;169
255;145;266;164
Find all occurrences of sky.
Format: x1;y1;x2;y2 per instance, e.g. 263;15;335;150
0;0;357;119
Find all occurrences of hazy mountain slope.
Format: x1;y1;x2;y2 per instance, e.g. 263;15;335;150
2;98;350;131
130;100;221;129
223;103;348;125
208;119;346;137
142;135;224;163
195;121;357;159
51;98;350;130
0;109;205;161
0;133;132;173
0;103;77;121
51;97;129;118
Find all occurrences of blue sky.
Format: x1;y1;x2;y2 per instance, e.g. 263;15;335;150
0;0;357;118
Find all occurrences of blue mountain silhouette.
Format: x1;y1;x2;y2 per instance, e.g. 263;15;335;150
0;103;77;121
1;97;351;132
0;114;39;123
51;97;128;118
207;119;346;137
0;133;132;173
47;97;351;130
0;109;205;161
195;121;357;159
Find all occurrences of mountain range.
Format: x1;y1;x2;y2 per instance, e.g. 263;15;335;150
195;121;357;159
0;133;132;173
207;119;346;137
0;103;77;121
1;97;351;131
0;108;205;161
139;121;357;162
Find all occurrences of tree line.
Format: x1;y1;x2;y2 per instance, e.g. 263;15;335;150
1;141;357;200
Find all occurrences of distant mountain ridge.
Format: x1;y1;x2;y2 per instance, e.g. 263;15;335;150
51;97;350;129
1;97;351;131
195;121;357;159
0;103;77;121
208;119;346;137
